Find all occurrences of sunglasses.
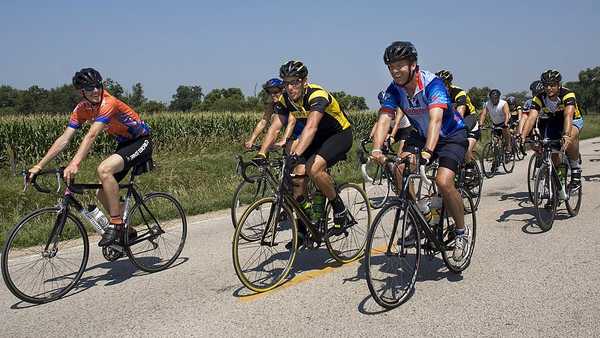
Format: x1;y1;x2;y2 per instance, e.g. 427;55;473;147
82;86;102;92
283;79;303;87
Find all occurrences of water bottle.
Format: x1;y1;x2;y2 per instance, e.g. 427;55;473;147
312;191;325;223
429;196;443;226
417;198;432;222
82;205;109;235
557;163;567;200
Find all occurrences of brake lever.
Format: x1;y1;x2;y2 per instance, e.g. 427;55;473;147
55;172;62;193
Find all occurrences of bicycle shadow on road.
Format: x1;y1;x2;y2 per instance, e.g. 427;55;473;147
355;254;463;315
10;256;189;310
583;174;600;182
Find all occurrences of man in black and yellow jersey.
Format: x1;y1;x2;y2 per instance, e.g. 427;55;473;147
522;69;584;189
436;70;480;162
256;60;353;237
506;96;522;131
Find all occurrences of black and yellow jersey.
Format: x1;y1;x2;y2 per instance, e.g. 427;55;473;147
275;83;351;136
531;87;582;120
448;85;476;117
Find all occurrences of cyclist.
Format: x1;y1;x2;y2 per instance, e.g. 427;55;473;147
479;89;511;153
255;60;353;238
368;90;412;153
27;68;152;247
371;41;469;260
436;69;480;163
244;78;297;149
506;96;522;132
522;69;584;190
518;80;545;137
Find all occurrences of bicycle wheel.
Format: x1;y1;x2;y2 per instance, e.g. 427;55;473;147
527;154;541;203
533;164;557;231
514;137;525;161
502;142;515;173
325;183;371;263
441;190;477;273
463;160;483;211
232;197;297;293
361;159;391;209
565;167;582;217
365;203;420;309
126;192;187;273
1;207;89;304
231;177;273;239
480;142;497;178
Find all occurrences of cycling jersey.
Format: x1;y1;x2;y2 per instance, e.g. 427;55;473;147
69;90;151;143
379;69;465;138
531;87;583;138
531;87;583;120
275;83;351;137
448;85;476;117
523;99;533;113
484;99;508;125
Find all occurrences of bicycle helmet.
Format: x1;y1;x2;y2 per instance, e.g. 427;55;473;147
279;60;308;79
530;80;544;96
435;69;453;84
541;69;561;84
72;68;103;90
383;41;418;64
263;78;284;90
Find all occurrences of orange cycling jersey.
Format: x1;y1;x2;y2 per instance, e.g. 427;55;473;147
68;90;151;143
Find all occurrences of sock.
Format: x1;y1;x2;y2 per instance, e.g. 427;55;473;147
569;159;581;170
330;195;345;214
455;228;465;236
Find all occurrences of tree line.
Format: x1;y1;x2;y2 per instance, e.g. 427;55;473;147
0;79;368;115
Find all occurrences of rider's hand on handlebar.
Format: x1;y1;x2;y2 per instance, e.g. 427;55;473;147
419;150;432;166
370;148;386;165
63;162;79;184
27;165;42;181
251;153;268;167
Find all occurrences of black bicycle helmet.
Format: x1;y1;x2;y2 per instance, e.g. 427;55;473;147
435;69;453;84
279;60;308;79
530;80;544;96
72;68;103;90
383;41;418;64
506;96;517;106
489;89;501;99
541;69;562;84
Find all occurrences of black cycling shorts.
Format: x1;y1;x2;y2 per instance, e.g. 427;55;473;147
392;126;413;142
403;129;468;174
113;136;153;182
301;127;352;168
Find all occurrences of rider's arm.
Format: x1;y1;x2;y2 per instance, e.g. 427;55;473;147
389;107;406;141
33;127;77;169
372;110;396;152
68;121;105;168
563;105;574;137
246;104;272;145
293;110;322;156
279;113;296;144
503;103;510;127
424;107;443;154
478;106;487;127
258;113;284;156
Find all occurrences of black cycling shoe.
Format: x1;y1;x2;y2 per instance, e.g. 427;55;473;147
329;209;350;237
569;170;582;192
98;224;123;247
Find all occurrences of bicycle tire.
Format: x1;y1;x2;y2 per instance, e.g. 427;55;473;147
527;154;540;203
365;202;420;309
1;207;89;304
231;177;273;240
232;197;297;293
361;159;391;209
480;142;497;179
325;183;371;263
565;166;582;217
440;190;477;273
126;192;187;273
533;164;557;231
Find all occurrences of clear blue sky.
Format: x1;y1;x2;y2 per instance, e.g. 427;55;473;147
1;0;598;109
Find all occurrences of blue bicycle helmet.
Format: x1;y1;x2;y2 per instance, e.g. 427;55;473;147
263;78;284;90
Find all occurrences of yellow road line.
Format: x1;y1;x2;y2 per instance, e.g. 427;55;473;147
238;260;358;303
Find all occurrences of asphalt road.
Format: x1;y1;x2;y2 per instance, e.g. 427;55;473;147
1;137;600;337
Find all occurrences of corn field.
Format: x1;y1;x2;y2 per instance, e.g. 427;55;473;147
0;111;376;168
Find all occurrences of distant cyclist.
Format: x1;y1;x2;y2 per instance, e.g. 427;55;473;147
506;96;522;132
479;89;511;153
244;78;297;149
518;80;544;137
522;69;584;190
436;69;480;163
